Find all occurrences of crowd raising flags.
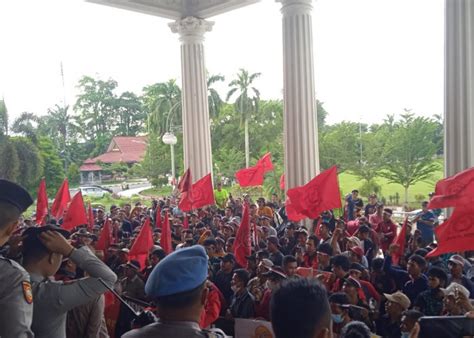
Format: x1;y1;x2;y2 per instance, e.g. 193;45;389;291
235;152;274;187
177;169;215;212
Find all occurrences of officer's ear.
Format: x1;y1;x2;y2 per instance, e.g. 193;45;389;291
5;219;19;237
200;285;209;306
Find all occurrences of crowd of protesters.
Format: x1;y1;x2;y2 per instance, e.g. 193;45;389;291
2;179;474;338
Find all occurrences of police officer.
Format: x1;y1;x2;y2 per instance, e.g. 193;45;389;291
22;225;117;338
123;245;227;338
0;179;34;338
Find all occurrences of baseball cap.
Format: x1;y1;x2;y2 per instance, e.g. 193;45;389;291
384;291;411;310
448;254;465;267
441;282;470;299
350;246;364;258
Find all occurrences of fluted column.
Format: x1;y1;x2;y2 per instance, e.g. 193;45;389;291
278;0;320;192
445;0;474;178
169;17;214;182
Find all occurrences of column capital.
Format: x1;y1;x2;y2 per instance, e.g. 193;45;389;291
277;0;313;15
169;16;214;43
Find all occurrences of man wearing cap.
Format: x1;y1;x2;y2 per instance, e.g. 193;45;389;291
256;266;287;320
120;260;146;300
364;193;378;217
213;253;235;306
0;179;34;338
22;225;117;338
448;254;474;296
267;235;284;267
123;245;227;337
442;282;472;315
376;291;411;338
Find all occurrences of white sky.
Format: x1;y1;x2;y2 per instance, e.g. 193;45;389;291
0;0;444;125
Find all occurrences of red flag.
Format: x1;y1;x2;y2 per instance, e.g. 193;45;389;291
155;206;162;228
257;152;274;173
285;197;307;222
96;218;112;252
179;173;215;212
286;166;341;221
234;203;251;268
87;202;94;231
392;217;408;265
61;192;88;231
36;178;48;225
280;174;285;190
183;214;189;229
129;218;154;270
428;167;474;210
178;168;192;193
426;207;474;257
190;174;215;209
235;153;274;187
161;211;173;254
50;179;71;219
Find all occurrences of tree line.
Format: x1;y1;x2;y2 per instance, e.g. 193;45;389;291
0;69;443;201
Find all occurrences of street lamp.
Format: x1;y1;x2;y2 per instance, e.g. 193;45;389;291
162;132;178;185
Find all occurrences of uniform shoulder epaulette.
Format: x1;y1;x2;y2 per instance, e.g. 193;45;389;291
203;328;227;338
0;256;27;272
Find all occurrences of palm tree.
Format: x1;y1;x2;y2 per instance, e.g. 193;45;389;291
143;79;182;136
226;69;261;168
207;74;225;119
11;112;40;143
40;104;71;144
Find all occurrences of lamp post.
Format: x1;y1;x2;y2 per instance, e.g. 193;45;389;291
162;132;178;185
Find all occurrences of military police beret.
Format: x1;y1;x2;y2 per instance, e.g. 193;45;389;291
0;179;33;212
145;245;208;298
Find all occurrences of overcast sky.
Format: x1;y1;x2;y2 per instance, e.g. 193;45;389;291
0;0;444;125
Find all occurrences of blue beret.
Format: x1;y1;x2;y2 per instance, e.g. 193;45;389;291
0;179;33;212
145;245;208;298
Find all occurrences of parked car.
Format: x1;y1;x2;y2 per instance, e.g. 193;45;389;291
77;186;110;198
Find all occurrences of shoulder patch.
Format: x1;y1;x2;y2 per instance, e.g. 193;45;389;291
22;281;33;304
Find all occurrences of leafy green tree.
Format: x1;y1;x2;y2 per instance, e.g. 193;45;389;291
115;92;146;136
67;163;80;185
226;69;261;168
143;80;182;136
37;137;65;194
74;76;118;155
10;137;44;192
207;74;225;119
319;122;360;171
0;139;20;181
380;113;440;203
0;99;8;137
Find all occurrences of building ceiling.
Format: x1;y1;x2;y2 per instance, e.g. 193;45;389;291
86;0;261;20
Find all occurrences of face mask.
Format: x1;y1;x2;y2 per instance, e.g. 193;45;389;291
331;313;344;324
401;332;410;338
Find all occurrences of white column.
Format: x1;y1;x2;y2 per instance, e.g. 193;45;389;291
169;17;214;182
278;0;320;192
445;1;474;177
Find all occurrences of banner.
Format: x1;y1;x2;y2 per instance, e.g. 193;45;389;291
235;318;275;338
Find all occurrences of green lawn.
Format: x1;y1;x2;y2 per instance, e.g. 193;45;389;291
338;164;444;205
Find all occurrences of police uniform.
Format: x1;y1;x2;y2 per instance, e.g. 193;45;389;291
123;245;228;338
22;227;117;338
0;179;34;338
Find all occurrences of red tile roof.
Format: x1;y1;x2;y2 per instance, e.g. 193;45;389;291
80;164;103;172
82;136;148;167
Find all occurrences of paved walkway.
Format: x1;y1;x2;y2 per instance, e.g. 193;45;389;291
117;184;152;197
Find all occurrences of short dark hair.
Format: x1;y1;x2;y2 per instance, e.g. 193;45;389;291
234;269;250;286
156;282;205;309
402;309;423;322
271;278;330;338
359;225;370;234
408;254;427;269
0;202;21;230
371;258;384;272
151;248;166;260
352;190;359;193
340;321;371;338
308;235;319;245
329;292;350;306
332;254;351;271
282;255;297;266
318;243;333;256
427;266;448;285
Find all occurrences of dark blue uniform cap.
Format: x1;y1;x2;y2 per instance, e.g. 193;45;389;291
0;179;33;212
145;245;208;298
